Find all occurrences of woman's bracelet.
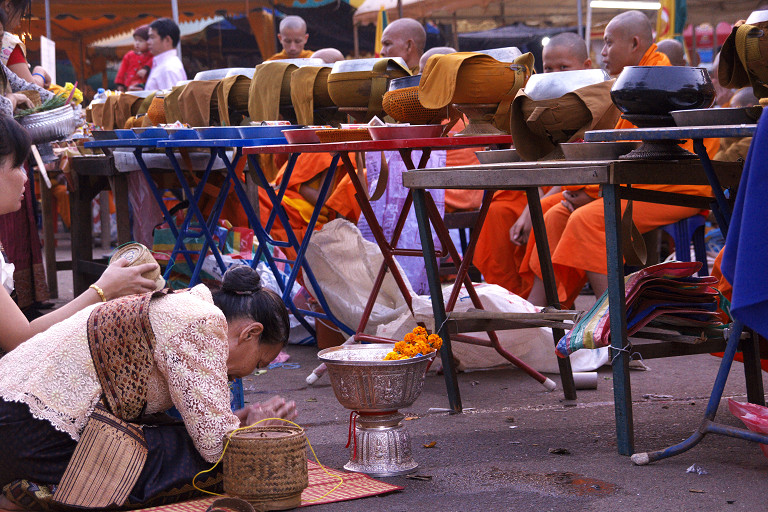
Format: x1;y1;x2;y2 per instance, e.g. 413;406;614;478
31;72;46;82
89;284;107;302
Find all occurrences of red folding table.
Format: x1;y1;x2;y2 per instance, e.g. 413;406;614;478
244;136;570;407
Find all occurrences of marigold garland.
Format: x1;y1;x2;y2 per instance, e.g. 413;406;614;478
384;326;442;360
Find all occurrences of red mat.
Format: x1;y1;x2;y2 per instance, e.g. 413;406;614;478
139;462;403;511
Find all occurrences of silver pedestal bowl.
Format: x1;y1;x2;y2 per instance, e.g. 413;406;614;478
318;344;435;476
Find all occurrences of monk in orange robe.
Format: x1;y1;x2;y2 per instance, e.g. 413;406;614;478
266;16;314;61
258;152;361;260
523;11;719;308
473;32;593;296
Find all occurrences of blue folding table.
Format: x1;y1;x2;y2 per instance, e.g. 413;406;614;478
156;127;354;338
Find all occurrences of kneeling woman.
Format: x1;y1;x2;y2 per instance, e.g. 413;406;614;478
0;263;296;509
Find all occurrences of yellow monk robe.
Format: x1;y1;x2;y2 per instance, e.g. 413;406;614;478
266;49;315;61
519;45;722;307
258;152;361;260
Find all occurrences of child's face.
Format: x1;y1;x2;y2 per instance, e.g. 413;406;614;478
134;36;149;54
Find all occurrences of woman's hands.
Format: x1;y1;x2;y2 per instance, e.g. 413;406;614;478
92;257;159;300
9;93;33;111
237;396;298;427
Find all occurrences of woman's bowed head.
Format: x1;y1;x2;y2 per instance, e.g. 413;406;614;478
212;266;297;426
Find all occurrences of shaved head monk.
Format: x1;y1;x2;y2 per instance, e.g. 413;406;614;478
474;36;594;298
380;18;426;72
543;32;592;73
268;15;313;60
601;10;658;76
656;38;686;66
312;48;345;64
523;10;716;308
419;46;456;73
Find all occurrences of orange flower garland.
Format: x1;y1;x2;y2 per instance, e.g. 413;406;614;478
384;326;442;360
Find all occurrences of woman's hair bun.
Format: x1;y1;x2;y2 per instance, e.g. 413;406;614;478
221;266;262;295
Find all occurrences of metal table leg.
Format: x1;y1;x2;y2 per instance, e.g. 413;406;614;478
526;188;577;400
413;188;462;413
603;184;634;455
631;321;768;464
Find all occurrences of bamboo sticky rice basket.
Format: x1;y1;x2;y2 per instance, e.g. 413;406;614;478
223;426;308;511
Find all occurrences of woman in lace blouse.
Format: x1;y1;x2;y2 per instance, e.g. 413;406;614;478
0;116;162;355
0;262;297;509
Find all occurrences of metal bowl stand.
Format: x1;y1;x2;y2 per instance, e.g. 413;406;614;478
345;410;417;477
452;103;506;136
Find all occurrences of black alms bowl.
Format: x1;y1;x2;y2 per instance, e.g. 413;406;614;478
610;66;715;116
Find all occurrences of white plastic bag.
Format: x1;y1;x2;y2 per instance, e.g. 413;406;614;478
304;219;415;335
377;282;607;374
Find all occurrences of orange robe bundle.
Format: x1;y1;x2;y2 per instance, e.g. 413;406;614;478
258;153;361;260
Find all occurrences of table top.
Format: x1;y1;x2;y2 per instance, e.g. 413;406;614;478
402;158;744;190
242;135;513;155
585;124;758;142
156;137;286;148
86;137;288;150
84;138;165;149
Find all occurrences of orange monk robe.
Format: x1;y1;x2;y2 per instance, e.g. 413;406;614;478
444;117;484;212
266;49;314;61
258;152;361;259
475;190;538;297
520;45;721;307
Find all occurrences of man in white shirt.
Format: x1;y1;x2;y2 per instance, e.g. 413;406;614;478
145;17;187;91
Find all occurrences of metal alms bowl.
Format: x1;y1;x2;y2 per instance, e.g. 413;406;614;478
330;57;409;74
477;46;523;62
19;104;78;144
610;66;716;116
318;344;434;413
523;68;611;101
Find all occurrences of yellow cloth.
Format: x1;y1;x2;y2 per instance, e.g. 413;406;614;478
101;94;145;130
249;62;296;122
419;52;534;132
420;52;531;107
163;85;186;124
290;66;331;126
177;80;220;127
217;75;251;126
266;49;314;61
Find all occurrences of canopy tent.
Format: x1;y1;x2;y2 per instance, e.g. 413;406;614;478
353;0;756;28
22;0;363;90
458;24;579;73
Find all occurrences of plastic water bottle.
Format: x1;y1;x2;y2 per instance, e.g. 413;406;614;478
94;88;107;101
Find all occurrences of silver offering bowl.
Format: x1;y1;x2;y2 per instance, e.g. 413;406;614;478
318;344;435;476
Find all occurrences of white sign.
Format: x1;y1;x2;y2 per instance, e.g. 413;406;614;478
40;35;56;86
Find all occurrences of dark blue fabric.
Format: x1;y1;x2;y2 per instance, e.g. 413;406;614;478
0;399;220;506
0;399;75;488
722;113;768;338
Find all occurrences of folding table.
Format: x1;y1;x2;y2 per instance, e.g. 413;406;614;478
403;148;763;455
157;131;352;338
244;136;567;407
585;124;768;462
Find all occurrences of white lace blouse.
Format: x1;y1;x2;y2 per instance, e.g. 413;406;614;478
0;285;240;463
